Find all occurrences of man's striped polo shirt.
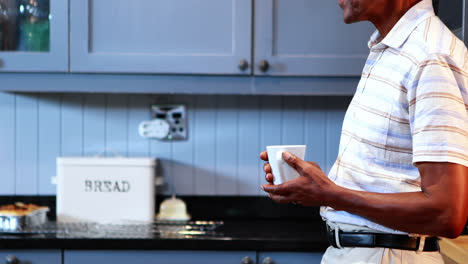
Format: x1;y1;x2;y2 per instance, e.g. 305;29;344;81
321;0;468;233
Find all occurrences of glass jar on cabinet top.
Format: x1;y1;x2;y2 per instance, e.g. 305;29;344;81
0;0;49;52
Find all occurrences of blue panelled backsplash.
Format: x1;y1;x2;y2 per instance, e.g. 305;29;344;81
0;92;351;196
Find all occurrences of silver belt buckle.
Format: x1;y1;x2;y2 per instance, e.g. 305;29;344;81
334;226;344;249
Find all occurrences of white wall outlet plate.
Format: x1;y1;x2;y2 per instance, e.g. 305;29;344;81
150;104;187;140
138;119;171;139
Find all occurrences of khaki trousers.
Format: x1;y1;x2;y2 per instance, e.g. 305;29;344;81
321;222;444;264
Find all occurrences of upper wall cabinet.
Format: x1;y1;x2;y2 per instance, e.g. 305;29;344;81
70;0;252;75
0;0;68;72
254;0;374;76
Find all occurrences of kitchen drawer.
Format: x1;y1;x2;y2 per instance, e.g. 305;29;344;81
259;251;323;264
0;250;61;264
65;250;256;264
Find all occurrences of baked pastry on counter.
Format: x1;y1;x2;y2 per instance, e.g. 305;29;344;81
0;202;49;216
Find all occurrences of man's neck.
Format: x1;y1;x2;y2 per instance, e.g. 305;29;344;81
371;0;422;39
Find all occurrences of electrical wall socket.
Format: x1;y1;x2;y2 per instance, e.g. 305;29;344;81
151;104;187;140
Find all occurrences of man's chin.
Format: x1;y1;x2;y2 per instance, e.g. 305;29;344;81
343;14;359;24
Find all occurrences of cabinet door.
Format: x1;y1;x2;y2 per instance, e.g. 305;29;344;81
0;0;68;72
254;0;374;76
70;0;252;75
65;250;256;264
0;250;62;264
465;0;468;46
259;252;323;264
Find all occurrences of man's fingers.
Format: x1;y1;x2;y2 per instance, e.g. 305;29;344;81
307;161;321;170
260;151;269;161
268;194;296;204
263;163;272;173
282;151;310;175
261;183;291;196
265;173;274;183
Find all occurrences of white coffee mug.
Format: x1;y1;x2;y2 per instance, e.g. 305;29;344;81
266;145;306;185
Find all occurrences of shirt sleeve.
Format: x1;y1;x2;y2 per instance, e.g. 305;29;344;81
407;53;468;167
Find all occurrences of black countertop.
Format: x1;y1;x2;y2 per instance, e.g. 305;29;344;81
0;196;329;252
0;220;328;252
1;195;467;252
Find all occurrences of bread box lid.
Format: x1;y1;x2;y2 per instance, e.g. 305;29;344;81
57;157;156;167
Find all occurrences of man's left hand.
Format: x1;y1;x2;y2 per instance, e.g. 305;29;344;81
261;151;339;206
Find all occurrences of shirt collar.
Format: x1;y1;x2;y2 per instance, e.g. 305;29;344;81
367;0;436;50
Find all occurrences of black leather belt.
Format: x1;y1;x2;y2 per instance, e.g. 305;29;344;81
327;228;439;251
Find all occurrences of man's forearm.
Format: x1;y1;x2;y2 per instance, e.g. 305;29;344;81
328;186;462;237
261;154;468;238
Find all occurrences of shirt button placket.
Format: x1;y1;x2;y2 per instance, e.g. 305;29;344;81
361;46;386;94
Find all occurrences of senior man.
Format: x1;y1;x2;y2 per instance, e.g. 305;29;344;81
260;0;468;263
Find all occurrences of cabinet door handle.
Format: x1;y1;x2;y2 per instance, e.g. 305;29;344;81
258;60;270;72
263;256;275;264
241;256;253;264
5;255;19;264
238;59;249;71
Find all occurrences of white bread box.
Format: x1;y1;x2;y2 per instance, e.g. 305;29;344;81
56;157;156;224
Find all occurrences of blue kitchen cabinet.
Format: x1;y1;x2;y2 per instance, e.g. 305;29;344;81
70;0;252;75
259;252;323;264
64;250;257;264
465;0;468;46
0;250;61;264
254;0;374;76
0;0;68;72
